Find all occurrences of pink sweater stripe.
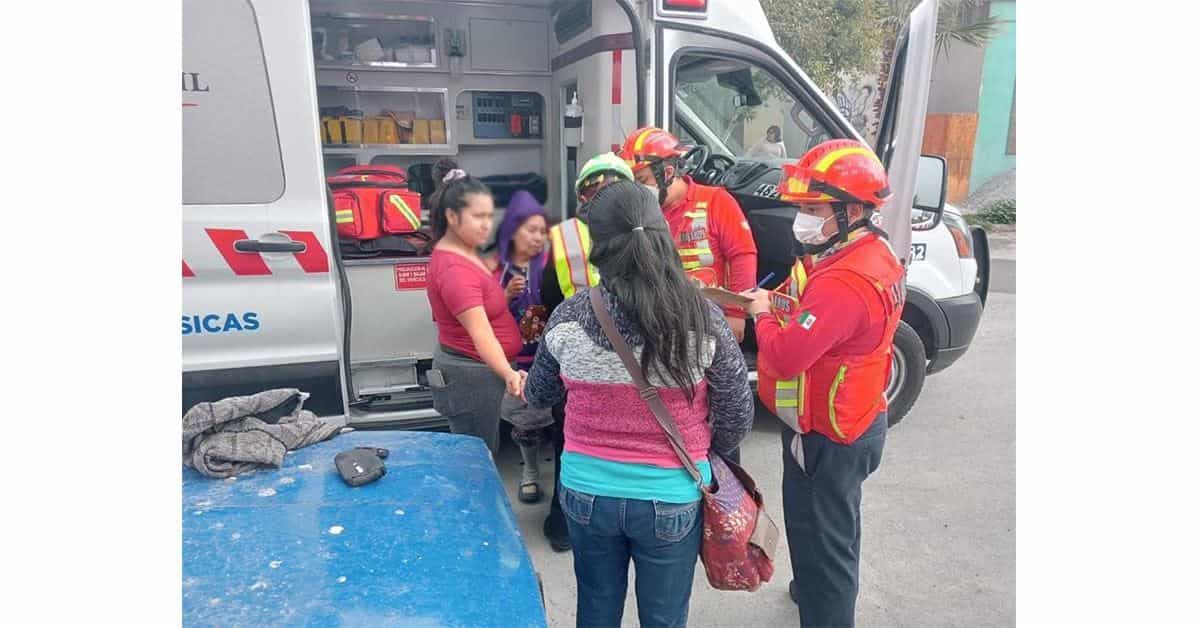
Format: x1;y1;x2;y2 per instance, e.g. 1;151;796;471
561;376;712;467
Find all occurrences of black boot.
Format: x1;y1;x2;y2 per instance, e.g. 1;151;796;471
789;579;800;605
543;506;571;552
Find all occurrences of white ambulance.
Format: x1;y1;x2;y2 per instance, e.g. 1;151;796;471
183;0;946;428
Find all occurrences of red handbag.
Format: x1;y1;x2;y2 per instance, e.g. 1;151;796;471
327;165;422;240
588;288;779;591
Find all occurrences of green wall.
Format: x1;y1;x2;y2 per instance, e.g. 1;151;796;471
969;0;1016;191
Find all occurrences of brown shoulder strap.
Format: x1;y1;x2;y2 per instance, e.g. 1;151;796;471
588;288;704;486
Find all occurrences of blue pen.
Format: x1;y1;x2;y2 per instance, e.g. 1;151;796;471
755;272;776;290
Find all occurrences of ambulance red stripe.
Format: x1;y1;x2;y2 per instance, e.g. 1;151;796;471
280;230;331;274
205;228;272;276
193;229;331;276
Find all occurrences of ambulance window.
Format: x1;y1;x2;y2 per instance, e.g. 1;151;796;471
673;53;832;161
182;0;284;205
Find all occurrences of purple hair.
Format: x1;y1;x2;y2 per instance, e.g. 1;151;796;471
496;189;548;299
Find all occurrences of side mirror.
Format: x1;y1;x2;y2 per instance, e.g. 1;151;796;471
913;154;947;214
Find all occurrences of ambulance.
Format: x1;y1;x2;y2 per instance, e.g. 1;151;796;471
183;0;951;428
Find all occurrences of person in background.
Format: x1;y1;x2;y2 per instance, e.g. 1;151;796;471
746;124;787;159
536;152;636;552
524;180;754;628
618;126;759;343
741;140;901;627
486;190;553;503
425;159;524;455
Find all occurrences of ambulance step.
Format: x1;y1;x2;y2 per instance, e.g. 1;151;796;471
350;358;422;400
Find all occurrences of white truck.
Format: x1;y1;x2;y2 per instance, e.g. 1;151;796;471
183;0;957;429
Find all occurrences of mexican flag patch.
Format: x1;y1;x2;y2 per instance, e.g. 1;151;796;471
798;311;817;330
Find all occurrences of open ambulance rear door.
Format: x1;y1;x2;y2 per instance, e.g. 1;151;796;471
182;0;347;417
872;0;939;265
652;0;938;266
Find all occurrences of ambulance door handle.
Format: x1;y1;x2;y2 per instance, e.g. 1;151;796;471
234;237;306;254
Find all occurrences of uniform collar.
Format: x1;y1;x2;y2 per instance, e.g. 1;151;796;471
813;231;878;268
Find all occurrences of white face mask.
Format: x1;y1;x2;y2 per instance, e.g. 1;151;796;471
792;212;832;244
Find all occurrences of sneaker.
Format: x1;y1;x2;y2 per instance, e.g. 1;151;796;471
543;510;571;552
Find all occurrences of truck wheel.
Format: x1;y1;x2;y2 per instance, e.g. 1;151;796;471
885;320;926;427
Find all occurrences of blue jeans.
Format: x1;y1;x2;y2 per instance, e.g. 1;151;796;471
559;486;703;628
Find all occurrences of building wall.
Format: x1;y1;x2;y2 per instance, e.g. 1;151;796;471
969;0;1016;190
927;39;986;114
923;38;987;203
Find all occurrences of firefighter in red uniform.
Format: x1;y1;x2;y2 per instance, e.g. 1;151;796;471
619;127;758;341
740;139;903;628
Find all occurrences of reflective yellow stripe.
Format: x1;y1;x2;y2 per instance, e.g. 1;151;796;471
633;128;657;152
579;222;600;286
773;373;804;429
775;379;798;407
828;365;848;440
694;201;708;209
551;219;599;298
677;247;711;256
789;259;809;296
814;147;878;173
388;195;421;228
786;178;809;195
335;209;355;224
683;210;707;219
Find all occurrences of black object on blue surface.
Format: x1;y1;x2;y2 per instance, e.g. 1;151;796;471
182;431;546;627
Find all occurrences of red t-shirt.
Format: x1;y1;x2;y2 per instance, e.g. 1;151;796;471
426;248;522;361
663;177;759;317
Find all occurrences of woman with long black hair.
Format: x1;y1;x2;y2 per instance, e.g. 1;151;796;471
524;180;754;627
424;159;523;454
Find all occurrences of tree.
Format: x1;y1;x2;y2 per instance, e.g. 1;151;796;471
759;0;890;96
761;0;1008;140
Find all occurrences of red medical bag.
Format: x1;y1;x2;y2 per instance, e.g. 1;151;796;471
327;165;423;240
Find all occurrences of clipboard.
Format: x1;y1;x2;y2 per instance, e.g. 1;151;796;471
699;286;752;308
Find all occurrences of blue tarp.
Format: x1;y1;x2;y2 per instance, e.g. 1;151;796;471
182;431;546;627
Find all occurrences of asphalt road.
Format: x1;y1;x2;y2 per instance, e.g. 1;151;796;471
496;263;1016;627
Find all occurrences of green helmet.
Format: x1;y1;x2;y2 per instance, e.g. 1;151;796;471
575;152;635;195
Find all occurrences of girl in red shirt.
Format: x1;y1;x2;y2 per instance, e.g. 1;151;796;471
425;160;523;454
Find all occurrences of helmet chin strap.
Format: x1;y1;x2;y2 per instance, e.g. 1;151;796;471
650;160;677;206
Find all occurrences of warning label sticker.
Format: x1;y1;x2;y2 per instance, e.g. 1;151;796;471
394;262;429;291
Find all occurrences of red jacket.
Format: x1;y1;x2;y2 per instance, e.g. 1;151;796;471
663;177;758;317
755;234;904;444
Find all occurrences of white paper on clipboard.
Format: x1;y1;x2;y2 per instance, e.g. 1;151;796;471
699;286;752;308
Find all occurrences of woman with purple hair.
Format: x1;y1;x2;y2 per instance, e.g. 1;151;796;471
486;190;554;503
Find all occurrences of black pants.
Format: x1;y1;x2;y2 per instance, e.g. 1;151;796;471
781;413;887;628
548;400;566;521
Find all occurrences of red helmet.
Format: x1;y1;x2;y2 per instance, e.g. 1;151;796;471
618;127;686;172
779;139;891;209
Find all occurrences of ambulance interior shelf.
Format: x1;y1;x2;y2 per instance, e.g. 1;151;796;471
319;87;449;150
311;13;437;69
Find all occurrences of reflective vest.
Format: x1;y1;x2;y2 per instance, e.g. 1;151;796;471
549;218;599;298
757;235;904;445
673;185;718;286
